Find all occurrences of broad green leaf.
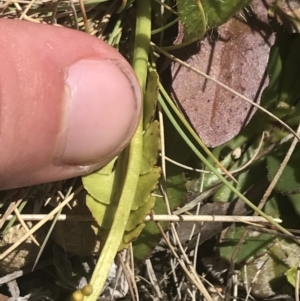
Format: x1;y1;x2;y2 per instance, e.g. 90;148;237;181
286;267;299;289
97;223;145;250
123;224;145;246
261;32;300;113
176;0;251;44
264;196;281;218
176;0;206;41
86;152;161;231
267;146;300;213
94;196;156;249
219;224;274;264
132;216;164;263
126;195;156;232
86;194;116;230
286;193;300;216
201;0;251;28
264;194;300;229
131;167;161;210
141;120;160;175
84;90;160;252
240;251;291;298
270;239;300;269
202;152;233;190
82;158;117;204
132;165;186;263
239;238;300;298
267;143;300;193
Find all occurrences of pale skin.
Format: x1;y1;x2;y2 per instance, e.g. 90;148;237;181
0;19;142;190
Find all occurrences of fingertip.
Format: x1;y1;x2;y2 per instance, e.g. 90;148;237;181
56;58;141;166
0;19;142;189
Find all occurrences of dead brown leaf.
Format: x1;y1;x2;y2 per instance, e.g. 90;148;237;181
171;0;274;147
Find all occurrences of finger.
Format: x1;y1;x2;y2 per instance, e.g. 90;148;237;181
0;19;141;189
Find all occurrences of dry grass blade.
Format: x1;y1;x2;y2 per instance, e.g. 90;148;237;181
145;259;163;299
13;208;40;247
0;198;23;229
115;250;136;301
129;244;139;301
0;190;78;261
19;0;36;20
79;0;89;32
156;221;213;301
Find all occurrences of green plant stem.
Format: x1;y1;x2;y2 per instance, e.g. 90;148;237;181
83;1;151;300
158;93;293;237
151;17;179;35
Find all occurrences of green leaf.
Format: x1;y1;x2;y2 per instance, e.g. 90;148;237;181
176;0;251;43
85;151;161;232
240;249;292;298
94;195;156;250
123;224;145;246
286;267;298;289
131;167;161;210
267;143;300;193
261;33;300;114
86;194;115;229
176;0;206;41
96;223;146;250
286;193;300;217
201;0;251;28
126;195;156;232
82;158;117;205
141;120;160;175
239;238;300;298
219;224;274;264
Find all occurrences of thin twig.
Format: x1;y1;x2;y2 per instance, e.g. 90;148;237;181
0;214;282;223
0;191;77;260
19;0;36;20
129;244;139;301
0;198;24;229
78;0;89;33
145;259;163;299
13;208;40;247
156;221;213;301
